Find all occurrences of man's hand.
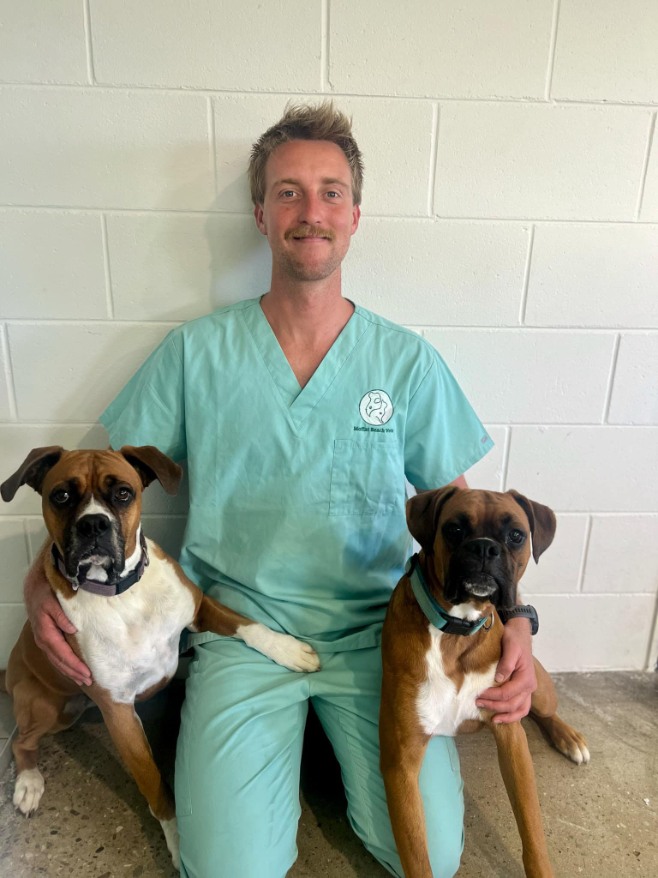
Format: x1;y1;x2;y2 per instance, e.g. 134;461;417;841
24;552;92;687
476;617;536;723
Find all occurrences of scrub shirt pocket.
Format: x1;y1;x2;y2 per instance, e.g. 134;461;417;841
329;438;401;516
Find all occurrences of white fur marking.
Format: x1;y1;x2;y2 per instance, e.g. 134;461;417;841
57;539;196;702
449;601;488;622
14;768;45;815
121;525;143;575
158;816;180;870
416;624;497;737
76;497;115;522
237;622;320;672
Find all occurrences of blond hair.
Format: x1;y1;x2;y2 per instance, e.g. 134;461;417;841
248;101;364;206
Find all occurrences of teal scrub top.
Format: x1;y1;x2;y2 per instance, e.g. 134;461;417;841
100;298;493;653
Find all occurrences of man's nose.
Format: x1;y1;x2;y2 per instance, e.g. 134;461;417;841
297;192;323;224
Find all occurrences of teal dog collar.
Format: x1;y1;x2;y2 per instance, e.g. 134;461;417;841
406;554;492;636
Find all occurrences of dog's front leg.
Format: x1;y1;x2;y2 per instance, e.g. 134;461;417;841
195;593;320;672
380;698;433;878
530;658;590;765
97;699;179;870
490;721;554;878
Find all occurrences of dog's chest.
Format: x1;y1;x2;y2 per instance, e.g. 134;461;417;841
416;626;497;737
58;549;196;703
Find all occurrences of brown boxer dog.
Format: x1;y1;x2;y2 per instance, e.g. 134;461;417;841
380;487;589;878
1;446;320;870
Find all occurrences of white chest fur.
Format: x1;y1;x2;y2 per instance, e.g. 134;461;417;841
416;625;497;737
57;539;196;703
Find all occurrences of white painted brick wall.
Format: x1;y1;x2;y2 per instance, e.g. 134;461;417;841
1;0;656;672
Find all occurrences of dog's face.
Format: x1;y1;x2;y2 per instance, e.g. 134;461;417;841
40;450;148;583
1;446;182;585
406;488;556;611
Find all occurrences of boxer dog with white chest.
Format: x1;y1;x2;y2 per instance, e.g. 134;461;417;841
1;445;320;870
380;486;589;878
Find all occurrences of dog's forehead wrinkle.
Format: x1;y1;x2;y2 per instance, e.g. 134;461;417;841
96;457;142;495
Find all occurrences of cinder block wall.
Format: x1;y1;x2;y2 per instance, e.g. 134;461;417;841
1;1;656;672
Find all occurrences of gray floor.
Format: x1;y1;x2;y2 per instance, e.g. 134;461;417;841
0;672;656;877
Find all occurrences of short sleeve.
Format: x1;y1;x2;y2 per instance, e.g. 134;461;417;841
99;331;187;462
404;352;493;490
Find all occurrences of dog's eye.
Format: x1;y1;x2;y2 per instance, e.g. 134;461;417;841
443;523;463;540
114;487;134;504
50;489;70;505
507;529;525;545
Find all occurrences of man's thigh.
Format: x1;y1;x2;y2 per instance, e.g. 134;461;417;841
311;647;464;878
175;639;311;878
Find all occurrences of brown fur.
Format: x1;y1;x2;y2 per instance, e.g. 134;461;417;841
380;488;589;878
1;446;318;867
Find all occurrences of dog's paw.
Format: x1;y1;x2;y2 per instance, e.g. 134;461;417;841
272;635;321;672
159;817;180;870
554;726;591;765
13;768;45;815
241;623;321;672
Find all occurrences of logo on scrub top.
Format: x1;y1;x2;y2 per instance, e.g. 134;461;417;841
359;390;394;426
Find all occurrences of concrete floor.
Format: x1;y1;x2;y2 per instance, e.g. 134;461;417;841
0;671;656;877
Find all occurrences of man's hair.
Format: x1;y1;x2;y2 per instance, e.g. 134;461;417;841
248;101;364;206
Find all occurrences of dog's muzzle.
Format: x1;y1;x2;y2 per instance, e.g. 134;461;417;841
446;538;510;605
66;513;124;582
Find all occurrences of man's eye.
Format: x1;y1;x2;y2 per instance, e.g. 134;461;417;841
280;190;296;198
326;190;340;198
51;490;70;505
508;529;525;545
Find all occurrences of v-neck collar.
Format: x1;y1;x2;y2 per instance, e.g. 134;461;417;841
241;298;368;425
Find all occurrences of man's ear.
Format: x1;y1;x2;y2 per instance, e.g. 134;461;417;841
351;204;361;235
406;486;459;552
254;203;267;235
118;445;183;496
507;490;557;562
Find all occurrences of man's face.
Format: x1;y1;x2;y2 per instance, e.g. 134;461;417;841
254;139;361;284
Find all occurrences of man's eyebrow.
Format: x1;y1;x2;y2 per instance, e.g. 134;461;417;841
271;177;350;189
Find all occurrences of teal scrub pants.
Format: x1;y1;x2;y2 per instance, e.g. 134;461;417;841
175;639;464;878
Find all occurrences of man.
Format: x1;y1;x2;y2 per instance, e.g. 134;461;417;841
25;102;536;877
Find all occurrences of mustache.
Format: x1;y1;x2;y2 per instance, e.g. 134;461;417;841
285;226;335;241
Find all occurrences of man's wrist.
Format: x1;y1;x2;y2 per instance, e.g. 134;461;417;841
498;604;539;635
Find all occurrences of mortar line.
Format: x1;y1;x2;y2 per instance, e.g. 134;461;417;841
545;0;561;101
519;224;535;325
635;111;656;220
83;0;96;84
427;103;440;217
602;333;622;423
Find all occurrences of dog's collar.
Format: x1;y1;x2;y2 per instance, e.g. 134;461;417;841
405;554;492;636
51;531;149;597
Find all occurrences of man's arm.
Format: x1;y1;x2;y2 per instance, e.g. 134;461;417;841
24;547;92;687
476;616;536;722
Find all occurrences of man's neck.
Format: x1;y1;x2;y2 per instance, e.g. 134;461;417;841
259;281;355;388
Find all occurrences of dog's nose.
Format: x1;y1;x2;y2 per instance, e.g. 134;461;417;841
464;538;500;560
76;514;110;538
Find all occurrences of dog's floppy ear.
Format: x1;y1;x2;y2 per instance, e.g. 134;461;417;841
507;490;556;562
406;486;459;552
118;445;183;496
1;446;66;501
